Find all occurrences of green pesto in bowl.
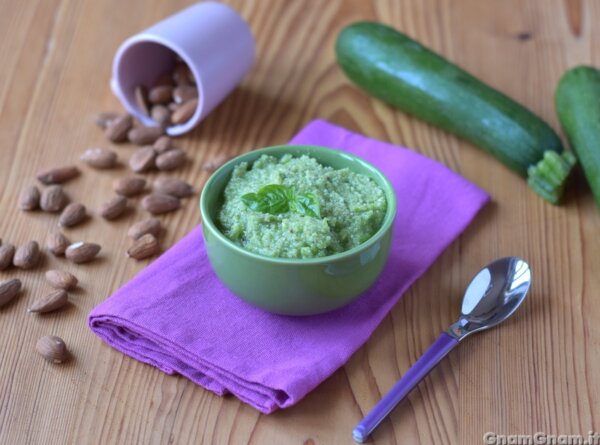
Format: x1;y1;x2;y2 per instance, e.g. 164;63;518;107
217;154;387;259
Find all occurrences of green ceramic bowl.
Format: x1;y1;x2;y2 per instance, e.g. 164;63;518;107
199;145;397;315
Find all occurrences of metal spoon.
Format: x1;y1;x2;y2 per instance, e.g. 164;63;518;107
352;257;531;443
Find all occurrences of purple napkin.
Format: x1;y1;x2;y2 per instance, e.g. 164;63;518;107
88;119;489;414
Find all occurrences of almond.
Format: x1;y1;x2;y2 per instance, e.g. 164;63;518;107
28;290;68;313
0;278;22;307
46;232;69;256
129;146;157;173
36;335;69;363
100;195;128;220
80;147;117;169
40;185;69;212
0;244;15;270
148;85;173;104
173;62;192;85
19;185;40;210
113;176;147;197
151;105;171;128
128;218;161;240
170;98;198;124
153;135;173;153
156;148;186;171
127;126;163;145
187;68;196;84
154;72;174;87
141;193;180;214
134;85;151;116
202;154;230;172
95;112;120;129
59;203;87;227
153;177;194;198
105;114;133;143
172;85;198;104
127;233;160;260
65;242;101;264
45;270;78;290
37;165;80;185
13;241;40;269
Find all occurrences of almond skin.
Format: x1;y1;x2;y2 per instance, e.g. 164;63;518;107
128;218;161;240
65;242;101;264
134;85;150;116
40;185;69;212
148;85;173;104
127;126;163;145
151;105;171;128
19;185;40;210
113;177;147;197
36;335;69;364
156;148;186;171
129;146;157;173
59;203;87;227
127;233;160;260
153;136;173;154
13;241;40;269
46;232;69;256
155;72;175;87
45;270;78;290
0;244;15;270
28;290;68;313
100;195;128;220
0;278;21;307
170;98;198;124
172;85;198;104
80;147;117;169
105;114;133;143
173;63;193;85
37;165;80;185
141;193;180;214
153;177;194;198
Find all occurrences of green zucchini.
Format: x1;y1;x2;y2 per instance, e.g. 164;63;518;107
335;22;574;203
556;66;600;207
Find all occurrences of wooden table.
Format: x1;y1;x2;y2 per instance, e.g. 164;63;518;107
1;0;598;443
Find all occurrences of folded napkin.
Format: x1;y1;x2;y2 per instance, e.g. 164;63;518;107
89;119;489;414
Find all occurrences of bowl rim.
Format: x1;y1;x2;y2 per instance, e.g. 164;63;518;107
199;144;397;265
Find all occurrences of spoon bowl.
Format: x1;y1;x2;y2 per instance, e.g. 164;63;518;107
448;257;531;340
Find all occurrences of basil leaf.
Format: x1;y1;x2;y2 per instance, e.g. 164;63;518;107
241;185;291;214
256;184;292;214
242;184;321;218
291;192;321;218
241;192;270;212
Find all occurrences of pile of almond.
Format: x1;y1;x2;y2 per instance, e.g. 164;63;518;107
4;58;231;365
133;61;199;128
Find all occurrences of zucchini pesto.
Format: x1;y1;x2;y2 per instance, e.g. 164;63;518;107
218;154;387;259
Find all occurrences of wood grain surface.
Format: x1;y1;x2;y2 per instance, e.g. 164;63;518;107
1;0;598;444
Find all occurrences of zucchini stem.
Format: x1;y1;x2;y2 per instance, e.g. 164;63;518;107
527;151;577;204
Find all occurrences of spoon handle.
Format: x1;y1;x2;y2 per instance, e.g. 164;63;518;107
352;332;458;443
